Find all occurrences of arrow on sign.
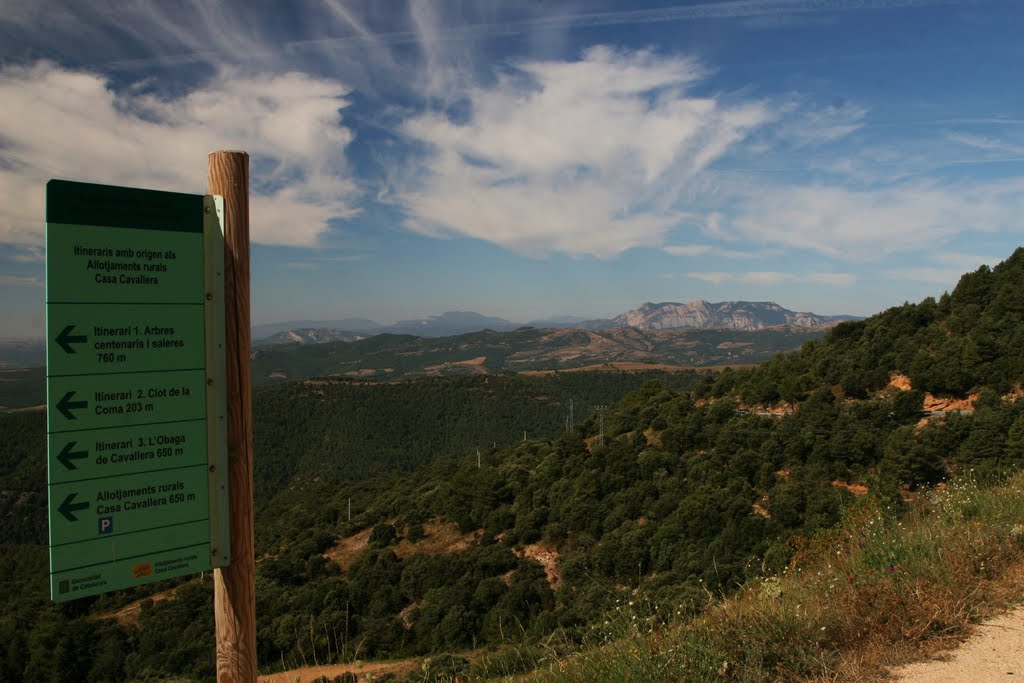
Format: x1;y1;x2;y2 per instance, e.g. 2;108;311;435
58;493;89;522
57;441;88;470
56;325;88;354
56;391;88;420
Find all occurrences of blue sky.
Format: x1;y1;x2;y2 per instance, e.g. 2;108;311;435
1;0;1022;337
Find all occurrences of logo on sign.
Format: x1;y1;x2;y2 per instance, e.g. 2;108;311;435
132;563;153;579
99;517;113;534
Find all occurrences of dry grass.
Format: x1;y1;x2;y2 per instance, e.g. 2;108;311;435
503;472;1024;683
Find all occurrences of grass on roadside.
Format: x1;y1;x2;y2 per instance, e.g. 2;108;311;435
493;472;1024;683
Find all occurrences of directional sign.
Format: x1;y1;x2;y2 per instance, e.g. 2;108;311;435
46;179;229;602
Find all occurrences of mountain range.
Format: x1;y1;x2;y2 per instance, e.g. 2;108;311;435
253;300;858;345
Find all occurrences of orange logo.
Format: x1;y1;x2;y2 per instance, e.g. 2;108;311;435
132;563;153;579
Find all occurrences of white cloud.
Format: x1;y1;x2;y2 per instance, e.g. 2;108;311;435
394;46;775;258
0;275;42;287
0;62;359;247
946;132;1024;156
687;271;855;286
663;244;712;256
932;251;1003;269
807;272;857;286
882;267;966;286
4;246;45;263
688;272;732;283
717;180;1024;260
778;101;868;147
741;271;794;285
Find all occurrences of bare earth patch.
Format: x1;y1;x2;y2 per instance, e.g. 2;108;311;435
258;658;419;683
521;362;700;375
93;584;187;628
515;543;561;590
890;604;1024;683
323;521;480;571
832;480;869;495
887;372;978;412
393;521;480;558
323;528;371;571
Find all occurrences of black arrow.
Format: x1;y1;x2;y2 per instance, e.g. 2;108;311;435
56;391;88;420
56;325;87;354
57;493;89;523
57;441;88;470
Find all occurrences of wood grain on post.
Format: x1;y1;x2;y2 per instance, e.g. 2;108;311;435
208;151;257;682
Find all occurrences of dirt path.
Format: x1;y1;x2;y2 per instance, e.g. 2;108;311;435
890;604;1024;682
258;658;419;683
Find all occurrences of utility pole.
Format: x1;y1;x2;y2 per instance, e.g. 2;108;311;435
569;398;574;430
596;405;608;447
209;150;256;683
523;430;527;442
347;497;351;522
477;448;481;469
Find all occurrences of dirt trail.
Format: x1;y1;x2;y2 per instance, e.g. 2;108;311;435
889;604;1024;682
258;659;419;683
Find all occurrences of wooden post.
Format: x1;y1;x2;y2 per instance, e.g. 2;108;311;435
208;151;256;682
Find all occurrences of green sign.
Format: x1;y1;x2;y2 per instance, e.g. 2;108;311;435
46;180;229;602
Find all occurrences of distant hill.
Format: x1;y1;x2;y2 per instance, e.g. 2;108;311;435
251;318;383;339
252;301;857;346
254;328;366;346
0;339;44;369
251;325;825;384
605;300;859;331
386;310;522;336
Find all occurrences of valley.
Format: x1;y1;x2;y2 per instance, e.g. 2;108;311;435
0;250;1022;682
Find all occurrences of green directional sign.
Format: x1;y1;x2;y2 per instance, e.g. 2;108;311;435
47;303;206;375
48;420;208;484
46;179;229;602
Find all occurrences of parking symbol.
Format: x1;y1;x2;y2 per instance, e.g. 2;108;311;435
99;517;113;534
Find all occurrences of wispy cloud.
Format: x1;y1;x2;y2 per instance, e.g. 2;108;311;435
0;275;42;287
393;46;774;258
688;272;732;283
687;270;856;286
287;254;368;269
663;245;713;256
0;62;359;247
4;246;45;263
882;267;966;286
777;101;868;147
946;132;1024;155
807;272;857;286
715;179;1024;260
932;251;1003;269
742;271;795;286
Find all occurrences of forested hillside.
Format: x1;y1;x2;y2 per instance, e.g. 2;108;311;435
710;247;1024;404
0;250;1022;682
253;370;701;501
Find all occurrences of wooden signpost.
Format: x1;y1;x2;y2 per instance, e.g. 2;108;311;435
209;150;257;682
45;152;256;681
